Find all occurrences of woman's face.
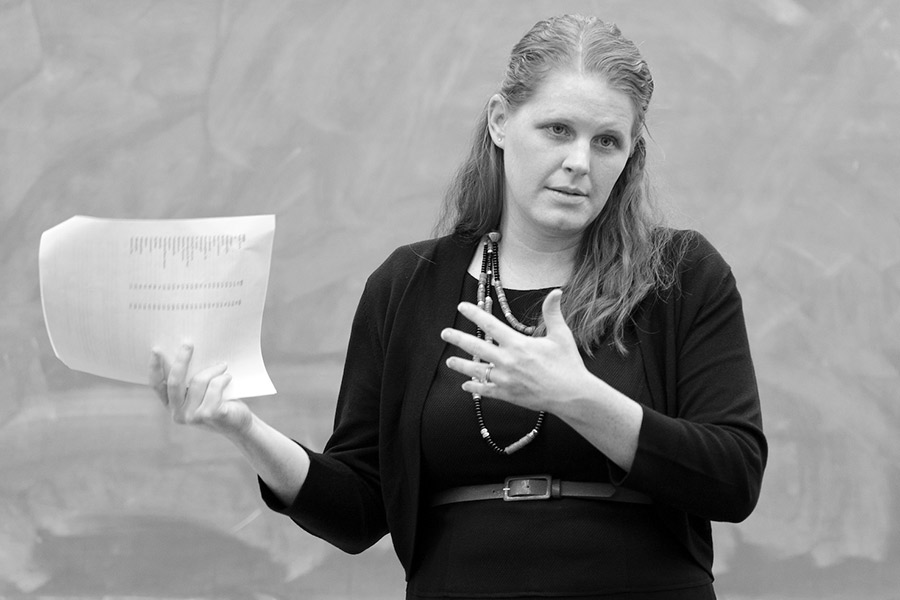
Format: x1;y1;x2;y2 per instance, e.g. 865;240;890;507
489;70;636;242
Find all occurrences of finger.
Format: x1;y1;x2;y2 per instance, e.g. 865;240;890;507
445;356;497;382
541;289;573;340
456;302;518;345
149;348;170;404
205;372;232;399
166;342;194;407
183;362;228;416
461;377;501;399
198;372;233;418
440;328;502;363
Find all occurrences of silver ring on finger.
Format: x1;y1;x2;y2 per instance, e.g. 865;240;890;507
482;363;494;384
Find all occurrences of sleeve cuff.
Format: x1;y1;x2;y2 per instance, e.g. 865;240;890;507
256;439;314;515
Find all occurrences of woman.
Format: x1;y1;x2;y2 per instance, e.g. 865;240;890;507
151;14;766;599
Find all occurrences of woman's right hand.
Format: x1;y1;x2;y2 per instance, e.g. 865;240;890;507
150;342;312;507
149;342;253;439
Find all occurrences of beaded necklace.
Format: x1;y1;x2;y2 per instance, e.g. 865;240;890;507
472;231;546;455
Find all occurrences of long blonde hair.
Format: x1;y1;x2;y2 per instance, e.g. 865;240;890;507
436;15;682;354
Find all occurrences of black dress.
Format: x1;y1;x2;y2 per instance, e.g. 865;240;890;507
409;276;716;599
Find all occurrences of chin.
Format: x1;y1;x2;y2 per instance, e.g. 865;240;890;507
536;219;591;239
539;210;597;234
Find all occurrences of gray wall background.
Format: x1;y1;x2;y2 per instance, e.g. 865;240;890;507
1;1;899;598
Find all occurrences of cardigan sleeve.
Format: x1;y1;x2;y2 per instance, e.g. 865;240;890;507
258;276;390;554
621;234;767;523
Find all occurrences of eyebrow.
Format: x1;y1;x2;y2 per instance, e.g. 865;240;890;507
539;114;631;135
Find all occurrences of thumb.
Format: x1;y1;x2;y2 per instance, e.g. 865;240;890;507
541;289;570;337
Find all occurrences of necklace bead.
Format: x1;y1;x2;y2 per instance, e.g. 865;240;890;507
471;231;545;455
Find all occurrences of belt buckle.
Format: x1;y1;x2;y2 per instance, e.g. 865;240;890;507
503;475;552;501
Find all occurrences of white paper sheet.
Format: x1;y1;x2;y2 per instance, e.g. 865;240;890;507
39;215;277;399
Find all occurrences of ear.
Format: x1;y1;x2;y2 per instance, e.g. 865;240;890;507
486;94;509;149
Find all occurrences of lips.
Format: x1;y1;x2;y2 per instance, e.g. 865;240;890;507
547;186;587;197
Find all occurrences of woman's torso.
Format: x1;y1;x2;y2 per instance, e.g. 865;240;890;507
409;274;713;599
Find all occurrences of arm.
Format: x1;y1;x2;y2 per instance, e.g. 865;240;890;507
149;344;310;506
441;239;766;522
551;372;643;472
623;258;767;523
150;283;390;554
257;285;390;554
441;290;643;470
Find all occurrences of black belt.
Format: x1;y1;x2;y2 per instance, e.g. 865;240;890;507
431;475;653;507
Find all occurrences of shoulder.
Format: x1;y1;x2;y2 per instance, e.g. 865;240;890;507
354;234;473;338
360;234;473;309
640;228;739;323
636;229;747;355
367;235;463;283
660;228;734;294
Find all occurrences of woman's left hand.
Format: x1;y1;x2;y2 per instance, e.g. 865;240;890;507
440;289;594;413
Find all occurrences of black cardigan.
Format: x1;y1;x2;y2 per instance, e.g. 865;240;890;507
261;231;767;580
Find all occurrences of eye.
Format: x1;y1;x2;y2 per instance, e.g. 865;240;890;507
546;124;570;137
596;135;619;149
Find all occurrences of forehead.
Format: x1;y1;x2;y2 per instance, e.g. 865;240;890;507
517;70;636;133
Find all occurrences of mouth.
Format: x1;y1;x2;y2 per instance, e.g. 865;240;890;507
547;186;588;198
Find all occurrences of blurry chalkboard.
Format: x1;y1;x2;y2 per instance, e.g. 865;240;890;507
1;1;898;598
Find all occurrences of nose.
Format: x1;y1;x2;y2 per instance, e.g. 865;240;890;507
562;140;590;176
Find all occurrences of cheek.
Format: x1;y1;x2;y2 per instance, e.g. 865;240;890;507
503;145;543;188
593;157;630;191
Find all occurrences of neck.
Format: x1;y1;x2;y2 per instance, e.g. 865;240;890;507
494;224;580;289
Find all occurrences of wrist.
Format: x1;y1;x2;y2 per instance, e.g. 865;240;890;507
552;369;609;419
220;408;257;445
555;372;642;471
